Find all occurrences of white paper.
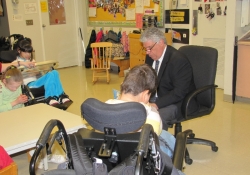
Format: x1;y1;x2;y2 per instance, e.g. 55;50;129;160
135;0;144;13
154;4;159;13
13;14;23;21
126;8;136;20
144;0;150;7
24;3;38;14
89;7;97;17
136;0;144;7
180;0;187;5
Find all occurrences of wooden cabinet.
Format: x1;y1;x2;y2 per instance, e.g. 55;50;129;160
128;33;145;68
236;41;250;98
128;33;172;68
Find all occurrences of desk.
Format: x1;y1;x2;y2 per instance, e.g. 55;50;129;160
112;57;130;77
0;104;86;155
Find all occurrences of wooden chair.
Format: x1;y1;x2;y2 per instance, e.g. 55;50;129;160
90;42;112;84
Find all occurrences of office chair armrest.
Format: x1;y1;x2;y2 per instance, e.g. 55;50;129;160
172;130;192;171
182;84;218;118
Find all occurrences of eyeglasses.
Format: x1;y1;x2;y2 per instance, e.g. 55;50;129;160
142;42;158;52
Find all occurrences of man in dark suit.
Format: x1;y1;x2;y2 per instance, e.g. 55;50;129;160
140;27;199;130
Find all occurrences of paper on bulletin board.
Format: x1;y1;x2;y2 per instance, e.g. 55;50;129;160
136;13;143;28
135;0;144;13
89;7;96;17
136;0;143;6
144;0;150;7
154;4;159;12
40;1;48;13
126;8;135;20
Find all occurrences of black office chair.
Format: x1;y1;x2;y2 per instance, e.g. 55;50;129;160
29;98;188;175
168;45;219;164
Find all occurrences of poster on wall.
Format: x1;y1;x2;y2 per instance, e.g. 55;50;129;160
24;3;38;14
87;0;164;27
165;9;189;24
165;28;189;44
48;0;66;25
0;0;3;17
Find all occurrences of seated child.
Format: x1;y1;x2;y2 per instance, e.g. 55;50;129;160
0;65;28;113
106;64;176;158
11;40;71;106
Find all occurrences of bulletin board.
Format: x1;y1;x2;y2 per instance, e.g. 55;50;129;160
87;0;164;27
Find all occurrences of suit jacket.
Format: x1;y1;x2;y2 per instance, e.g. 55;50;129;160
146;45;198;118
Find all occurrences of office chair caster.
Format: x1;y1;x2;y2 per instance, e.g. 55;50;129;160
185;157;193;165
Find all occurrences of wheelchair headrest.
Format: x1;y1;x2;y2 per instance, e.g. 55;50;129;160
81;98;147;134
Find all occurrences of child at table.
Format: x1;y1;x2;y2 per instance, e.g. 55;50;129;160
11;40;71;106
0;65;28;113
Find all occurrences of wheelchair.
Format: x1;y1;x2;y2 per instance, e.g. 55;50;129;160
29;98;188;175
20;60;73;110
0;48;72;110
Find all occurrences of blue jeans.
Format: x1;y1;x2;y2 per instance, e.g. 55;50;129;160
159;130;176;158
28;70;64;98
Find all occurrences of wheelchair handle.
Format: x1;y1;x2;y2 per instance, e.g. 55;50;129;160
136;124;154;156
36;120;66;146
135;124;154;175
29;119;73;175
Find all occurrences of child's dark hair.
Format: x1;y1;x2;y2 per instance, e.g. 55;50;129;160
1;65;23;83
17;40;33;53
121;64;158;96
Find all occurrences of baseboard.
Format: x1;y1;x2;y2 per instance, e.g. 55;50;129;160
223;94;232;103
223;94;250;104
235;96;250;104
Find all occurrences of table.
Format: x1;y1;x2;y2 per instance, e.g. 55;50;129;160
0;104;86;155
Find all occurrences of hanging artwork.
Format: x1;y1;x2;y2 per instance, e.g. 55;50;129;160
0;0;4;17
48;0;66;25
87;0;164;27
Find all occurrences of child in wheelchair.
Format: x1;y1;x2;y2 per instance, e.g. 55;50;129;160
106;64;176;158
12;40;71;106
0;65;28;113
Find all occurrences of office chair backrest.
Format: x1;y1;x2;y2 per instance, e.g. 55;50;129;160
81;98;147;134
179;45;218;108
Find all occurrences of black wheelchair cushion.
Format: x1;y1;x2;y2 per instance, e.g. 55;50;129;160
108;153;137;175
68;133;93;175
81;98;147;134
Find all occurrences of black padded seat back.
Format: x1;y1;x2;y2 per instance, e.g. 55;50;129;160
179;46;218;108
81;98;147;134
0;50;17;63
30;86;45;98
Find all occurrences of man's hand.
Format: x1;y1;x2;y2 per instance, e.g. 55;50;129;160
150;103;158;110
21;61;35;68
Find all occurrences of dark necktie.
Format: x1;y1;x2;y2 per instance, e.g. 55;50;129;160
155;60;160;74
